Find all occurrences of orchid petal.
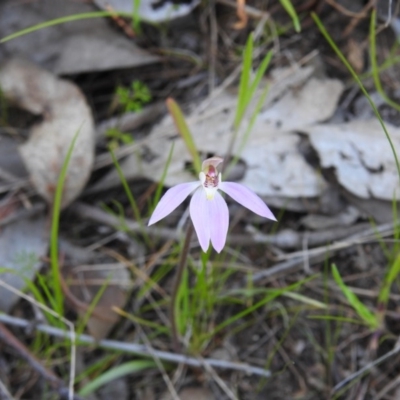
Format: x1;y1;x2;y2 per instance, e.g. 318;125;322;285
190;188;210;252
208;191;229;253
148;182;200;225
219;182;277;221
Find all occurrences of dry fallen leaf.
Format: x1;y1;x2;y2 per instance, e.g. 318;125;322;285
307;119;400;200
0;59;95;208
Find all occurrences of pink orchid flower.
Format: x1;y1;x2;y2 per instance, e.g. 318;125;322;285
148;157;276;253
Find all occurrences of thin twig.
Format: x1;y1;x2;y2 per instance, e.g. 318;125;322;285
252;219;399;282
71;202;374;250
132;322;181;400
216;0;269;19
200;359;237;400
0;314;271;378
332;337;400;393
324;0;372;19
170;222;194;352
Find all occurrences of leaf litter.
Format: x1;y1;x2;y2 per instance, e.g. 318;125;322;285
1;2;400;399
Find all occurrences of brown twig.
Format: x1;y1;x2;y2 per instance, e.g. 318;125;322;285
234;0;248;29
324;0;373;19
216;0;269;20
104;4;136;38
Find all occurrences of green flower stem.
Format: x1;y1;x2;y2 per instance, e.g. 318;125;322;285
169;222;193;352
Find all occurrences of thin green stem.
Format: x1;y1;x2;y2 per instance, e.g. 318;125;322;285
169;222;193;352
0;11;130;43
50;129;80;316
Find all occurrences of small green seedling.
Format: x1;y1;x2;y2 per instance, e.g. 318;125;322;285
105;128;134;150
332;264;379;330
116;80;152;113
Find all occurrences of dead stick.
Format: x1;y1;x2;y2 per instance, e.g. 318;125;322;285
0;314;271;378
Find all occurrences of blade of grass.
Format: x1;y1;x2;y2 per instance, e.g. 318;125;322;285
79;360;156;396
309;315;379;326
74;354;117;385
370;10;400;112
226;34;273;174
209;276;315;337
110;148;141;222
0;11;130;43
176;266;190;335
152;142;175;211
279;0;301;32
0;268;58;326
166;98;201;173
132;0;142;33
234;34;254;130
50;129;81;316
282;292;327;309
247;50;273;101
114;307;170;335
331;264;379;329
226;81;270;177
75;275;112;338
109;148;151;246
378;253;400;308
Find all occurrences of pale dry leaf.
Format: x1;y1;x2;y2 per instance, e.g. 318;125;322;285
307;119;400;200
0;59;95;208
